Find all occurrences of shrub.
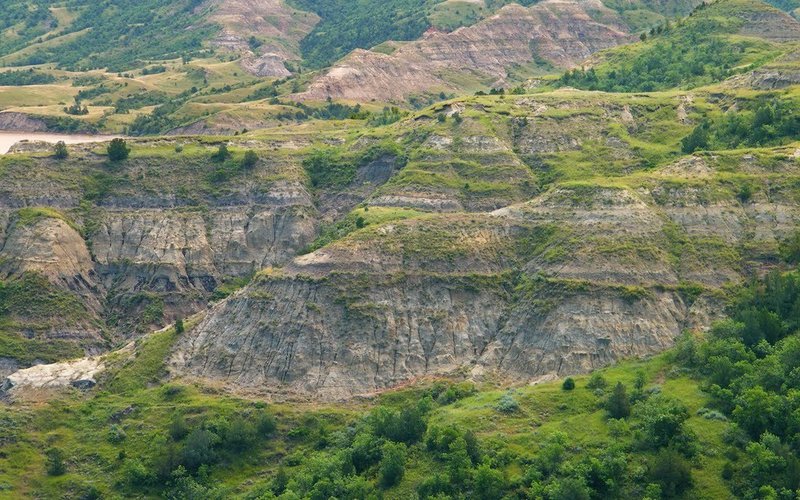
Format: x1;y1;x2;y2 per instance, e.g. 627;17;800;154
107;424;127;444
379;442;406;488
633;395;690;449
562;378;576;391
180;429;219;471
473;463;506;499
169;415;189;441
606;382;631;419
241;150;258;169
211;144;230;162
107;138;130;161
45;447;66;476
175;318;184;334
496;391;520;413
649;448;692;497
53;141;68;159
586;373;608;390
372;405;426;444
256;411;277;437
222;416;257;453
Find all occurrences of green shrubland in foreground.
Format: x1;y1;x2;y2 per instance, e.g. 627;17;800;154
2;269;800;499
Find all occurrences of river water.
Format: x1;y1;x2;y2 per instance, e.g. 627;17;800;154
0;131;116;154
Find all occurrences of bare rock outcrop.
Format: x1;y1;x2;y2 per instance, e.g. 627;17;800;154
297;0;633;101
206;0;319;77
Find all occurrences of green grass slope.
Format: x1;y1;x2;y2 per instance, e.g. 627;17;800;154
3;268;799;498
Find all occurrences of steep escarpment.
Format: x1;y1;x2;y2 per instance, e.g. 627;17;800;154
175;146;800;398
171;85;800;398
297;0;633;101
0;139;326;364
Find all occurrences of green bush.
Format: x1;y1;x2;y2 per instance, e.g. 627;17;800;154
107;138;130;161
562;378;576;391
241;150;258;169
586;373;607;390
45;447;66;476
606;382;631;419
649;448;692;497
378;442;406;488
53;141;69;159
496;391;520;413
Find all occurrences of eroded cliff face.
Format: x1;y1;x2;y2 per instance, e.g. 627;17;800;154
206;0;319;77
174;152;800;398
0;140;324;353
297;0;633;101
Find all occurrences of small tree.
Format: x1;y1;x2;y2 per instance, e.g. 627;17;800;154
634;371;647;391
107;138;130;161
211;143;230;162
586;373;608;390
650;448;692;497
606;382;631;419
379;442;406;488
681;122;709;154
175;318;185;334
473;463;506;500
241;150;258;169
53;141;69;159
45;447;66;476
562;377;576;391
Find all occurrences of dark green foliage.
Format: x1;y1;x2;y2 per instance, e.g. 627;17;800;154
64;101;89;116
302;149;356;188
368;106;404;126
606;382;631;419
473;463;506;499
780;230;800;264
378;441;406;487
289;0;435;68
0;69;56;86
211;144;230;162
649;448;692;497
558;2;774;93
682;98;800;152
274;99;368;121
371;404;426;444
562;377;576;391
107;138;130;162
241;150;258;170
548;477;591;500
256;411;277;437
169;415;190;441
174;318;185;334
633;395;691;449
53;141;69;159
586;373;608;390
45;448;66;476
127;101;183;135
677;270;800;496
681;121;709;153
221;416;258;453
114;91;171;114
8;0;214;72
180;429;219;471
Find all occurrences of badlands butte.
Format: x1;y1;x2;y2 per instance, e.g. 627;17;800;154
1;0;800;401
